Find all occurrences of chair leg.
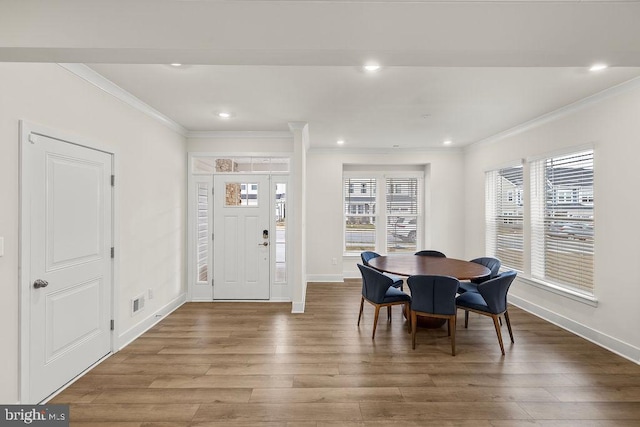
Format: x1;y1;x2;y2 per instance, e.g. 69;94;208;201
405;303;411;333
372;306;381;339
504;310;514;343
411;311;417;349
387;306;392;322
357;296;364;327
450;315;456;356
464;310;469;328
492;314;505;355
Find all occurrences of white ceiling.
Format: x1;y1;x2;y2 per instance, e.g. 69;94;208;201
87;64;640;148
3;0;640;149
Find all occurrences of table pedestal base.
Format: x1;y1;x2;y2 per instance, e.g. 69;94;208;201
416;316;447;329
403;311;447;329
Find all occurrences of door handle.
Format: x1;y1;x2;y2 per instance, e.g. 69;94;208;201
33;279;49;289
258;242;269;246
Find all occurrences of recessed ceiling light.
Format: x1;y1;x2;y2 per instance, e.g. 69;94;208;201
337;139;345;145
170;63;183;67
363;63;381;72
443;140;453;146
589;63;608;72
218;112;232;119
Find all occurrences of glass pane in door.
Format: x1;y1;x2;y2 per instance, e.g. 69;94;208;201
275;183;286;282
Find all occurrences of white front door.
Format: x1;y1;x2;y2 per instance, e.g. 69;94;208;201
22;130;113;403
213;174;270;299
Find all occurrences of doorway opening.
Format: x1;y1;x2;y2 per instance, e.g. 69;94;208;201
188;155;290;302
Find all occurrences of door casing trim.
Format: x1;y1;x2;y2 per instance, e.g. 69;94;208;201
18;120;118;403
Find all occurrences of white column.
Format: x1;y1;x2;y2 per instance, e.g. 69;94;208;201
288;122;309;313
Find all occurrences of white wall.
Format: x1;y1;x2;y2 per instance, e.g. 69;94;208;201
306;149;466;280
0;63;187;402
188;136;292;154
464;80;640;361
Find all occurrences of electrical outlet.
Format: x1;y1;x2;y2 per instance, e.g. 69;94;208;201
148;288;154;300
331;257;337;265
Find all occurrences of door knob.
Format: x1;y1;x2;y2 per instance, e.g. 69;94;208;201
258;242;269;246
33;279;49;289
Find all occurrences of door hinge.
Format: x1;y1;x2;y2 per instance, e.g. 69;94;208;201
111;175;115;186
211;232;214;240
111;247;115;258
212;187;214;195
110;319;115;331
211;279;214;287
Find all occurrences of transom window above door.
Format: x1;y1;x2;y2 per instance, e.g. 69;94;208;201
192;156;290;174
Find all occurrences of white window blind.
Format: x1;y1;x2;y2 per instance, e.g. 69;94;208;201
344;178;377;252
386;177;419;253
196;182;209;282
344;172;423;254
531;150;594;294
486;166;524;271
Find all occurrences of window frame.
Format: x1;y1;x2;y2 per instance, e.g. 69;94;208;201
485;164;525;272
484;147;596;304
530;149;595;296
343;171;424;256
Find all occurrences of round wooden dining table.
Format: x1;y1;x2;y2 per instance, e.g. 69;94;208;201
367;254;491;281
367;254;491;328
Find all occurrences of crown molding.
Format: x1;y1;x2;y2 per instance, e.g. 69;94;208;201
187;130;292;139
469;75;640;149
309;146;463;155
288;122;308;131
58;63;188;136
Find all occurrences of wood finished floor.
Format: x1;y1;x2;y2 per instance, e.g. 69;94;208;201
51;281;640;426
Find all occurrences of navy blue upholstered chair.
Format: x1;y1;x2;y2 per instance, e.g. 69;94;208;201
414;250;446;258
456;270;517;355
357;264;411;339
361;251;405;290
458;257;501;294
407;275;460;355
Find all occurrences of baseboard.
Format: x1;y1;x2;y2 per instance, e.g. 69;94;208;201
269;297;292;302
306;274;344;282
117;292;187;350
509;294;640;364
291;301;305;313
291;280;308;313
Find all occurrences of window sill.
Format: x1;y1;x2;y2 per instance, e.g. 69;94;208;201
517;276;598;307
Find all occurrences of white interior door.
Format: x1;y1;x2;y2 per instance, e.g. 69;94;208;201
213;174;270;299
23;131;113;403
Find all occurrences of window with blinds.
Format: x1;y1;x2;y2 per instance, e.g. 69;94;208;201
344;178;377;252
531;150;594;294
196;182;209;282
386;177;419;253
344;173;422;253
486;166;524;271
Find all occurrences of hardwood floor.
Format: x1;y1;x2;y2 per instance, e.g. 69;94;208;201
51;281;640;426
